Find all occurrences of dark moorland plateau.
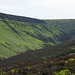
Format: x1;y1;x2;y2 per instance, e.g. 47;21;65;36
0;52;75;75
0;13;75;75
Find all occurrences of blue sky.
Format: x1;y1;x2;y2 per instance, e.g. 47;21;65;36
0;0;75;19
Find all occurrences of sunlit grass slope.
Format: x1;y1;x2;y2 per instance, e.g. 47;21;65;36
45;19;75;33
0;16;75;59
0;19;64;58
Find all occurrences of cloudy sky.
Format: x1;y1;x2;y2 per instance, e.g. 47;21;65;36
0;0;75;19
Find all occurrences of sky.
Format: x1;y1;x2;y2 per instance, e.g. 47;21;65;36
0;0;75;19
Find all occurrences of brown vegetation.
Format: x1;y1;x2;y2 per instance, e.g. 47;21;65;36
0;53;75;75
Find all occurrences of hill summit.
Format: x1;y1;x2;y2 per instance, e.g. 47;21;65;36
0;12;45;23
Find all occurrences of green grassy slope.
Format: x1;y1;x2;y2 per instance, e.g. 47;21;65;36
45;19;75;42
0;14;75;59
45;19;75;32
0;19;64;59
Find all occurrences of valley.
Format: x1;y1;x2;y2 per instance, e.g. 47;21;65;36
0;13;75;59
0;13;75;75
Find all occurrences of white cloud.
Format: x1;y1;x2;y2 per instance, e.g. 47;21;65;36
0;4;23;11
33;0;75;8
0;0;75;19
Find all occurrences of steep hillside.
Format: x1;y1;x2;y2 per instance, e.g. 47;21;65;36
0;13;75;59
45;19;75;32
0;19;62;59
0;39;75;69
45;20;75;40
